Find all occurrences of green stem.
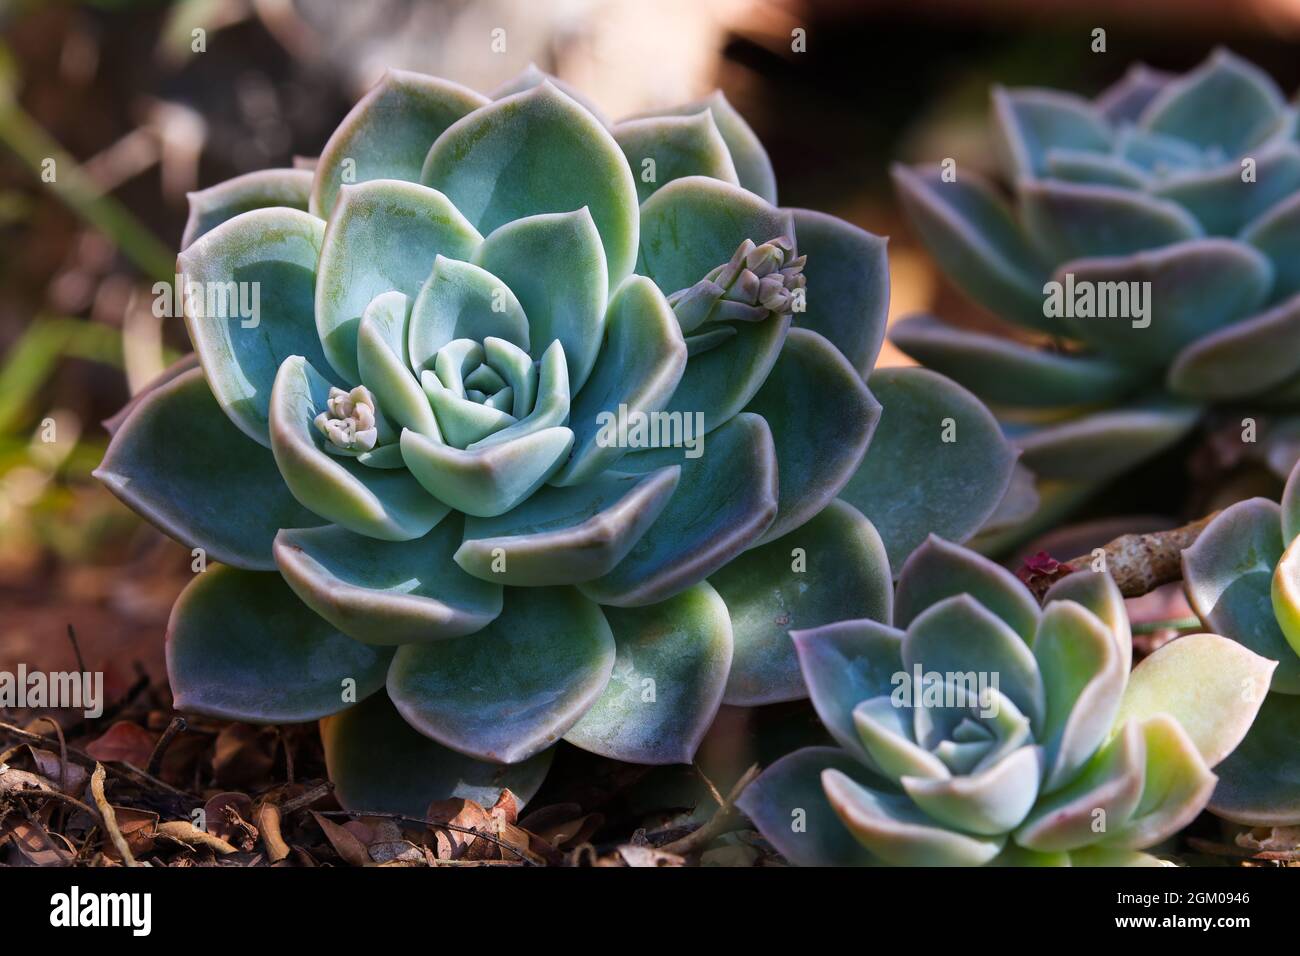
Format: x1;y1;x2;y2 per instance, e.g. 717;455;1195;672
1131;616;1202;635
0;96;175;282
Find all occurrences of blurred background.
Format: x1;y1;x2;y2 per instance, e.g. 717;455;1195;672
4;0;1300;693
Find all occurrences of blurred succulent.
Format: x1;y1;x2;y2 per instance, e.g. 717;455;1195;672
892;50;1300;535
1181;453;1300;827
95;68;1016;814
739;537;1272;865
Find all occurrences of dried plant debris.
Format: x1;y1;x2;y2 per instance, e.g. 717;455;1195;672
0;694;784;867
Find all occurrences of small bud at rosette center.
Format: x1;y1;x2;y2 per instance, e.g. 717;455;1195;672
315;385;380;453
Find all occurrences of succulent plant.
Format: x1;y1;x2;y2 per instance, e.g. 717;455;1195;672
891;50;1300;533
739;536;1272;866
94;67;1016;814
1181;453;1300;826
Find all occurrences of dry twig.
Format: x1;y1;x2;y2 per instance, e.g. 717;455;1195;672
316;809;538;865
1023;511;1220;602
659;764;760;857
0;719;190;801
145;716;186;777
90;763;137;866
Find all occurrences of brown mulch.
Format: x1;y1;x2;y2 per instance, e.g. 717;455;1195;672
0;680;777;868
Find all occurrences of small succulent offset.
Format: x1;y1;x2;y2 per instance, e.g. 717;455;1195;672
892;50;1300;526
739;537;1272;866
95;67;1016;814
1182;454;1300;827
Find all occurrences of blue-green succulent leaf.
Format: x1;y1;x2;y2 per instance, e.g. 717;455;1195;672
1138;48;1287;156
491;64;607;121
890;314;1143;408
1017;399;1201;484
315;179;482;383
852;695;947;785
1042;569;1132;672
1052;239;1271;366
1020;179;1202;262
269;355;450;540
1043;149;1149;189
102;353;200;437
746;329;880;544
182;168;312;250
273;515;502;646
664;310;790;436
840;366;1017;572
1168;292;1300;400
563;583;732;764
1208;692;1300;826
787;208;890;374
1015;721;1145;852
1151;143;1300;236
180;207;329;447
1098;715;1217;850
903;595;1046;731
1240;191;1300;301
1114;633;1274;769
792;618;904;767
894;534;1040;641
475;342;571;449
454;466;680;585
637;174;793;305
974;461;1042;539
356;291;442;438
310;70;488;219
1181;497;1300;692
614;111;739;203
903;745;1042;836
1094;63;1172;124
638;177;794;430
737;747;881;867
712;499;893;707
407;255;530;374
626;91;777;203
399;424;574;518
891;164;1053;333
554;275;687;485
422;82;639;283
322;692;552;816
473;209;609;392
1034;600;1125;792
577;412;778;607
168;566;392;722
387;585;615;764
823;769;1005;866
95;367;322;570
991;87;1111;180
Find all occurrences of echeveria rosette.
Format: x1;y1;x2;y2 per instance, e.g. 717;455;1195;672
95;67;1017;815
1181;453;1300;825
739;537;1273;866
892;50;1300;537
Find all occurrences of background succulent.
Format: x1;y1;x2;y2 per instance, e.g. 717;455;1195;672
1181;453;1300;827
891;49;1300;539
739;536;1272;866
93;67;1016;815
